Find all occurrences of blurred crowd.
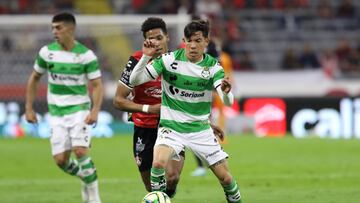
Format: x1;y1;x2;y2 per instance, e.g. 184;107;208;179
0;0;359;78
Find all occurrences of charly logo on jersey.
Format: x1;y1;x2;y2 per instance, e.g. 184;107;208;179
48;53;54;60
144;86;162;98
170;62;178;70
169;85;205;98
201;67;210;79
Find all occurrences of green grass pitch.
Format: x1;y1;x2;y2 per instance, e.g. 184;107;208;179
0;135;360;203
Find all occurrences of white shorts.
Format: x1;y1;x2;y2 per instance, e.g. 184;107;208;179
49;111;92;155
155;127;228;166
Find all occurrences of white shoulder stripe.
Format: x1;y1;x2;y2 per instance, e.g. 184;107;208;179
87;70;101;80
212;64;223;76
39;46;49;60
82;50;97;64
161;52;176;68
34;63;46;74
39;47;96;64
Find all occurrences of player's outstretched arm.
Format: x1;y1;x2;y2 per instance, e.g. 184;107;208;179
25;70;42;123
215;77;234;107
129;39;158;86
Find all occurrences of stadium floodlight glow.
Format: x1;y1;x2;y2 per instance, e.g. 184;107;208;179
0;14;190;44
0;14;190;25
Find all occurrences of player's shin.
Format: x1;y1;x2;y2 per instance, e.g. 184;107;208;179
223;178;242;203
60;158;80;176
77;155;101;203
77;155;98;184
150;167;166;192
165;188;176;198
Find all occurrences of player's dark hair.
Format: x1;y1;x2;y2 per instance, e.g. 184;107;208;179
141;17;167;38
184;19;209;39
52;12;76;25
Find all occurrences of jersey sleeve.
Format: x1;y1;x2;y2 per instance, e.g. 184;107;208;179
146;55;166;79
33;47;48;74
84;50;101;80
212;62;225;89
212;61;234;106
119;55;139;89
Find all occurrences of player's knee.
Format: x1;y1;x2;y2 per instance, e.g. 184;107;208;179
152;160;166;169
54;157;68;168
73;147;87;158
219;174;233;186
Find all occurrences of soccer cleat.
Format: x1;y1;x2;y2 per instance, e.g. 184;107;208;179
86;180;102;203
88;200;102;203
226;193;242;203
191;167;207;177
81;182;89;202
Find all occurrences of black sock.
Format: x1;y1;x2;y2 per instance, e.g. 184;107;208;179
165;188;176;198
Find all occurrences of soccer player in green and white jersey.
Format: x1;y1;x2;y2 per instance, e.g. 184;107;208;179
25;13;102;203
130;20;242;203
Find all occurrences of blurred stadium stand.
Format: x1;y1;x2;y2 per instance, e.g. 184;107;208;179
0;0;359;138
0;0;359;100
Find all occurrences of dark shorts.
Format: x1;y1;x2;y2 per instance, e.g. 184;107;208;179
133;126;158;172
133;126;185;172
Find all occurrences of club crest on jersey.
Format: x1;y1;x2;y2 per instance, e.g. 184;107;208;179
73;53;81;63
201;67;210;79
159;127;171;139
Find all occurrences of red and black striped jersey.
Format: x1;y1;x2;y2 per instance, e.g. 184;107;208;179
119;51;161;128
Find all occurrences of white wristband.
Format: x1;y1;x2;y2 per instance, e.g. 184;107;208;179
142;104;149;113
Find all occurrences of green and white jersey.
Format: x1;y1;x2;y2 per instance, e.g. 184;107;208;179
146;48;225;133
34;41;101;116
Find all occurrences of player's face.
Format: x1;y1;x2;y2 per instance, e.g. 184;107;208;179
144;28;169;57
51;22;74;45
183;31;209;63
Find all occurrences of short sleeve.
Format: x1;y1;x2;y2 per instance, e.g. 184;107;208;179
33;47;48;74
119;56;139;89
212;63;225;89
145;56;165;79
84;50;101;80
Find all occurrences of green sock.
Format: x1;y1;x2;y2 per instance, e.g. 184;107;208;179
223;179;242;203
150;167;166;192
60;158;80;176
77;156;98;184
